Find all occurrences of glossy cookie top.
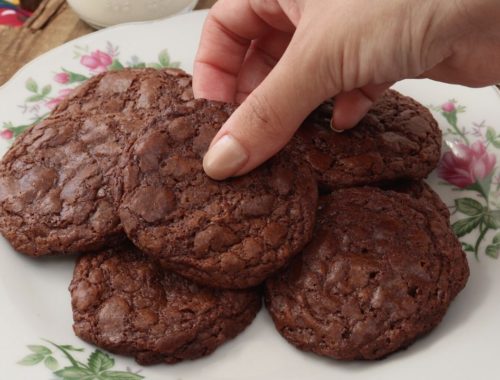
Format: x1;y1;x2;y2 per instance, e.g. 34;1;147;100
290;90;442;189
119;99;318;289
53;68;194;117
265;186;468;360
0;113;146;255
70;244;261;365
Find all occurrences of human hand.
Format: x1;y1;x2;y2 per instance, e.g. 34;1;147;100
194;0;500;180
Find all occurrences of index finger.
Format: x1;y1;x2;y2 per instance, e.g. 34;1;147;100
193;0;294;102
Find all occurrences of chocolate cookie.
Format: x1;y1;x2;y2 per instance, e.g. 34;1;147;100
382;179;450;219
53;68;194;117
265;186;468;360
290;90;441;190
118;99;318;289
70;245;261;365
0;113;143;256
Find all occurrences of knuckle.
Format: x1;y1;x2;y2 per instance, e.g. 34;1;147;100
249;0;283;19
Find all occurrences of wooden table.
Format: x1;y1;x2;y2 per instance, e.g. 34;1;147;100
0;0;216;86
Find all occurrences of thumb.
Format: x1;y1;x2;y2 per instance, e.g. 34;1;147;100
203;37;333;180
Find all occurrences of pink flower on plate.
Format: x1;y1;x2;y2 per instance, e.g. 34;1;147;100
45;88;74;109
80;50;113;73
0;129;13;140
54;72;70;84
439;141;497;188
441;101;456;113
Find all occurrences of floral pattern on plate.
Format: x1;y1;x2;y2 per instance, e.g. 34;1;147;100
432;101;500;259
18;340;144;380
0;42;179;140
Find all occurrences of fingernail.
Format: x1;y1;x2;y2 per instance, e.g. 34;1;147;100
203;135;249;180
330;117;344;133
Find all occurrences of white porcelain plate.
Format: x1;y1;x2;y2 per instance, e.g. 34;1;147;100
1;10;499;380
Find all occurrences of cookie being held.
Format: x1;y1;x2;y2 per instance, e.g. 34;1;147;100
119;99;318;289
291;90;441;190
265;186;469;360
70;244;261;365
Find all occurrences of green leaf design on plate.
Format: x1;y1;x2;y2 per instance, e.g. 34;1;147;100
484;232;500;259
2;121;33;139
486;244;500;259
45;355;59;371
63;69;89;83
486;127;497;143
25;77;38;93
88;350;114;373
461;242;475;252
109;59;125;71
484;124;500;149
59;345;85;352
467;174;494;201
98;371;144;380
146;63;162;69
18;353;45;366
54;366;95;379
157;49;180;68
28;345;51;355
442;110;457;127
483;210;500;229
41;84;52;97
455;198;484;216
158;49;171;67
452;216;482;237
26;94;45;102
19;340;146;378
130;63;146;68
493;232;500;244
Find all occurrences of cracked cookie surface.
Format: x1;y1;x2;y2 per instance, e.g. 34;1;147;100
0;113;144;256
53;68;194;117
265;186;468;360
291;90;441;190
0;69;197;256
118;99;318;289
70;244;261;365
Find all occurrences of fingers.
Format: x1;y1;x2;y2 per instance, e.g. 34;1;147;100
193;0;294;102
331;83;393;131
193;1;266;102
235;30;292;104
203;33;334;180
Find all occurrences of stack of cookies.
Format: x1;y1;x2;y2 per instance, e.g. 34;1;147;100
0;68;469;365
